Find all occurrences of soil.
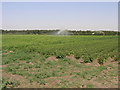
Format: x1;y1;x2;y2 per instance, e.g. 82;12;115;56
103;57;115;66
46;56;58;61
0;65;8;68
65;55;76;60
2;72;41;88
84;59;100;67
2;56;118;88
78;58;84;64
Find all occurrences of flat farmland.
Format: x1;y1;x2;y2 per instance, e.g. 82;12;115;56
2;35;119;88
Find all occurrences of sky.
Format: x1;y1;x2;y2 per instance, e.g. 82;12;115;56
2;2;118;31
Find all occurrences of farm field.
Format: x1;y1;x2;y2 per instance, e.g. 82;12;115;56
1;35;119;88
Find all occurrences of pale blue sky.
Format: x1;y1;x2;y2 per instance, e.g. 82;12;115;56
2;2;118;31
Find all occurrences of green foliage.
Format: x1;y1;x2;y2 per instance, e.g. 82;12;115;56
114;55;119;61
37;80;46;85
2;35;118;65
2;35;119;88
98;58;106;65
2;78;20;88
83;55;93;63
87;84;94;88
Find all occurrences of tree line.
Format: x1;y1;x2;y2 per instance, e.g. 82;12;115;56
1;30;119;35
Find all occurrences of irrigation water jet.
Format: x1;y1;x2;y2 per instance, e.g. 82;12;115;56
57;30;72;36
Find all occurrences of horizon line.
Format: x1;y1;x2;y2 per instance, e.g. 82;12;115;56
1;29;118;31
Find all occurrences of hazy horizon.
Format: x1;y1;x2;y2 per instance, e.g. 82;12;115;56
2;2;118;31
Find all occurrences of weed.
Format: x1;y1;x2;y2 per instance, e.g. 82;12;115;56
87;84;94;88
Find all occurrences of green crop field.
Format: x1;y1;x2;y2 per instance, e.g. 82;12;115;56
1;35;119;88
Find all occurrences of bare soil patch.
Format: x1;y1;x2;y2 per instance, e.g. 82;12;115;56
46;56;58;61
103;57;116;66
65;54;76;60
46;75;74;80
78;58;84;64
0;65;8;68
3;73;25;81
91;59;100;66
2;72;41;88
19;61;26;64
